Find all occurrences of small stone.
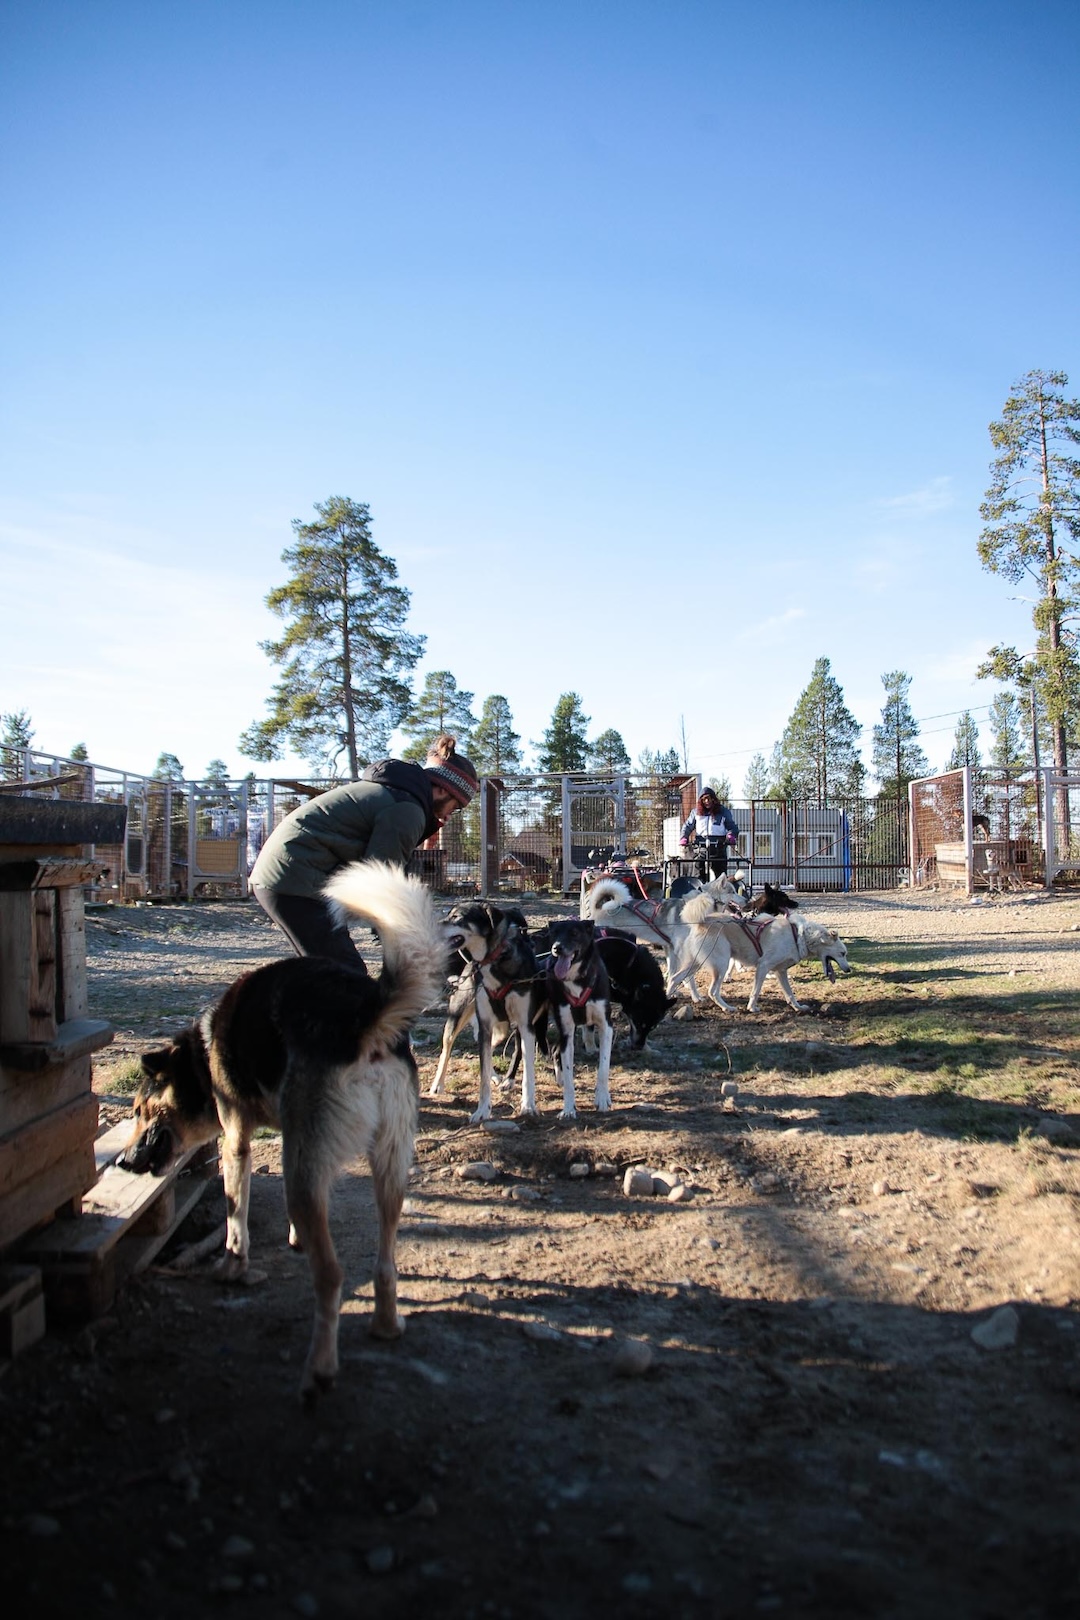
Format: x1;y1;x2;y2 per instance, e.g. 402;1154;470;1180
407;1493;438;1519
482;1120;520;1134
1037;1116;1076;1143
508;1184;541;1201
457;1161;497;1182
720;1080;740;1097
623;1167;655;1197
222;1535;255;1560
594;1161;618;1177
523;1321;563;1342
459;1290;489;1308
569;1162;591;1179
871;1180;895;1197
667;1184;693;1203
751;1172;781;1194
612;1338;654;1377
971;1304;1020;1350
24;1514;60;1537
672;1005;695;1021
651;1170;682;1196
365;1546;395;1575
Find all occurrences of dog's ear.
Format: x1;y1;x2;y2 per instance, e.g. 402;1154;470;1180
140;1047;172;1077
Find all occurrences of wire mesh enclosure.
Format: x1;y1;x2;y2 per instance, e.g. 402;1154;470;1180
12;744;1065;898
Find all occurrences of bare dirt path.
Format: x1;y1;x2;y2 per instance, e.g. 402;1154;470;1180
2;887;1079;1618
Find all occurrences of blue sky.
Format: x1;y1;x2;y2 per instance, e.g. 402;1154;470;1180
2;0;1077;788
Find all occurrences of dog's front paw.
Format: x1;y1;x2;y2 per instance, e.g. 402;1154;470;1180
469;1105;492;1124
299;1365;337;1408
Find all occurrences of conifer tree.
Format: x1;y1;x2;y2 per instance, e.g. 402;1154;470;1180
771;658;864;802
240;497;423;776
871;670;929;794
944;712;982;773
399;671;477;762
536;694;590;774
977;370;1080;772
588;729;631;776
472;696;523;777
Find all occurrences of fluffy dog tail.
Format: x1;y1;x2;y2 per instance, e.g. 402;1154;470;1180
680;891;724;926
323;861;446;1049
584;877;633;918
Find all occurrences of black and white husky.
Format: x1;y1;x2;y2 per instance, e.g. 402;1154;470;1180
547;918;616;1119
435;902;547;1121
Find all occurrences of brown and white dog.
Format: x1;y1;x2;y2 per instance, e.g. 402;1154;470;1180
117;862;446;1404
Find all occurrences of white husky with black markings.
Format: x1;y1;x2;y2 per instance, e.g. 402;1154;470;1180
666;895;851;1012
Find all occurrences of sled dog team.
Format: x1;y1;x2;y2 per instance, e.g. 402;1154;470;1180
119;859;849;1401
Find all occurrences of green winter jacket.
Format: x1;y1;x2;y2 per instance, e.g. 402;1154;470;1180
249;774;435;900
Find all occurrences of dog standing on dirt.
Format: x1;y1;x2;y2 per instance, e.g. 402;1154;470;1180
594;929;676;1048
434;901;546;1122
547;918;617;1119
117;862;446;1404
667;898;851;1012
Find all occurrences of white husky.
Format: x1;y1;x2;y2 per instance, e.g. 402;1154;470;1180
666;896;851;1012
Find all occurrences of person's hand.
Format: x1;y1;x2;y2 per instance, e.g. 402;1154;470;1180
727;832;738;846
679;839;688;848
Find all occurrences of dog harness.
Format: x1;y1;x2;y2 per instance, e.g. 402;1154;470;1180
732;915;801;958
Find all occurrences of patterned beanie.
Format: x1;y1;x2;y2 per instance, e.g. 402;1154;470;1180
425;738;479;807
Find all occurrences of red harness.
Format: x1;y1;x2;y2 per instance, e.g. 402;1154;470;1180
734;914;799;957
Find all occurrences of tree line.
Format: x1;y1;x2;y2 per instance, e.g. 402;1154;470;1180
4;370;1075;798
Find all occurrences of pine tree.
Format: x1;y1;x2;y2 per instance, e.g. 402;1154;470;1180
772;658;864;802
945;712;982;773
399;671;477;762
536;694;590;774
988;692;1029;775
871;670;929;794
472;696;522;777
637;747;681;778
743;752;771;799
151;752;185;782
708;773;734;803
240;497;424;776
588;729;631;776
69;742;89;762
977;370;1080;773
1;710;33;779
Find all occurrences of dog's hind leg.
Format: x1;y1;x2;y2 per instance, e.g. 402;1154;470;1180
366;1057;416;1343
284;1163;343;1402
428;992;475;1096
213;1116;253;1281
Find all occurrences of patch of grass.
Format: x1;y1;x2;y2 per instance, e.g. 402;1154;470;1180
95;1056;144;1095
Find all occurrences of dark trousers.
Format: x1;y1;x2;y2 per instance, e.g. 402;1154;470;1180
695;840;728;882
252;886;368;973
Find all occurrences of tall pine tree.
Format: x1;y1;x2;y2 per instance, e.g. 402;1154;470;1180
771;658;864;802
536;694;590;774
945;712;982;772
977;370;1080;773
472;695;523;777
399;671;477;762
240;497;424;776
871;670;928;794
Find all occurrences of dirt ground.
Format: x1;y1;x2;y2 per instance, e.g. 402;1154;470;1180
2;884;1079;1619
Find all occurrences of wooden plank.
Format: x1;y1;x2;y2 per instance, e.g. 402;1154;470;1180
0;857;104;892
0;1145;94;1249
0;1017;114;1072
127;1176;210;1275
95;1117;136;1173
0;891;54;1044
0;1051;93;1130
56;885;88;1019
23;1140;211;1260
0;1265;46;1359
0;1091;99;1198
0;799;128;847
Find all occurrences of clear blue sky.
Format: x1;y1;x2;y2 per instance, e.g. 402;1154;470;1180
2;0;1077;788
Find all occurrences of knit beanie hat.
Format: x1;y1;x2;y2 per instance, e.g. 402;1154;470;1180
424;735;479;807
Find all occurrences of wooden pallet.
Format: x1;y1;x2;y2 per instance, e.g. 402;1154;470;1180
0;1263;46;1360
18;1121;219;1323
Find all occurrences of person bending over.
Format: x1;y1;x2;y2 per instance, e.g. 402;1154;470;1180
250;733;477;970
